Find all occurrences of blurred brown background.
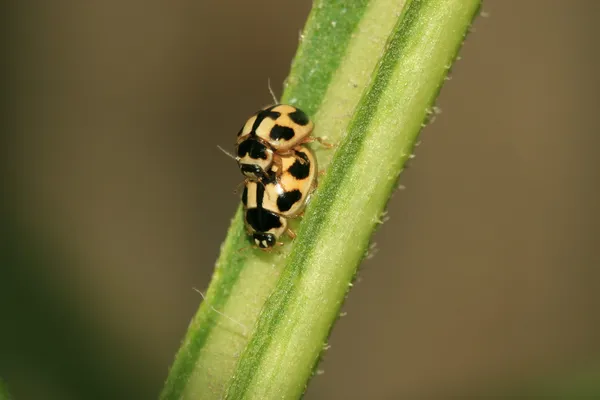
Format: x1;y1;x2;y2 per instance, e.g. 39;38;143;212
2;1;599;399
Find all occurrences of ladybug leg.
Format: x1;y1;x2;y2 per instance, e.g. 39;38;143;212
267;155;287;191
233;178;248;195
275;149;295;158
261;245;276;253
302;136;335;149
271;154;284;174
310;170;324;189
270;241;285;255
286;228;297;239
237;244;256;253
274;149;308;167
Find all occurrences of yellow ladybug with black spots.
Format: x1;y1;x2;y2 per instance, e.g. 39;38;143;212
242;146;317;249
235;104;329;182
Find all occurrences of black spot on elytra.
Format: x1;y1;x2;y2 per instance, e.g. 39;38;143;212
246;182;282;231
270;125;295;141
287;152;310;179
277;190;302;212
237;139;267;159
241;185;248;206
251;107;280;135
288;109;310;126
245;208;282;232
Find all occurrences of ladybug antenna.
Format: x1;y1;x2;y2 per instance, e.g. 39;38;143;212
267;77;279;105
217;145;237;161
232;179;246;195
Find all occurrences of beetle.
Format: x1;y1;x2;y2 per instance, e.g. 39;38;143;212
242;147;317;249
235;104;330;182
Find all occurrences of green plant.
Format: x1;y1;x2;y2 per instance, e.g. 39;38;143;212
161;0;481;398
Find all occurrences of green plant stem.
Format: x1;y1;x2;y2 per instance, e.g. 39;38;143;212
161;0;480;399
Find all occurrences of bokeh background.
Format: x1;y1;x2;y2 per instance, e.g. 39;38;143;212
2;1;600;399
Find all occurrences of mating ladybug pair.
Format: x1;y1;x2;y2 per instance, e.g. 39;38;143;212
234;104;331;249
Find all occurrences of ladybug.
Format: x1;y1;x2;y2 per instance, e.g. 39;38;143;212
235;104;329;181
242;147;317;249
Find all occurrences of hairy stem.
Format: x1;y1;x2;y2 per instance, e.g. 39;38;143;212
161;1;481;399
